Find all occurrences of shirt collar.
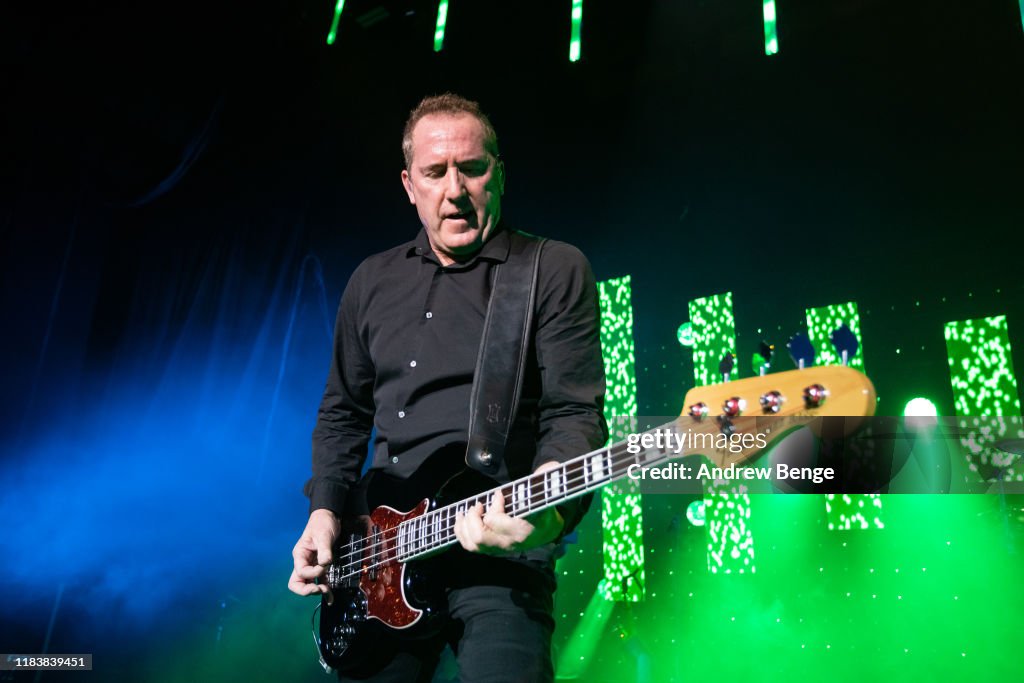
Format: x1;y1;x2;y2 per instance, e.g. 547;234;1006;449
405;223;511;267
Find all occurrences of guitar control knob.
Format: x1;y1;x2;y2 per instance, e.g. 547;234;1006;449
760;391;784;414
689;402;709;420
803;384;828;408
722;397;746;418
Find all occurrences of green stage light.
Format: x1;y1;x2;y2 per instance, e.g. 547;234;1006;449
677;322;694;347
826;493;885;530
554;581;613;679
806;301;883;529
944;315;1024;482
805;301;865;370
597;276;644;601
686;499;706;527
325;0;346;45
688;292;737;386
904;397;938;417
688;291;755;574
569;0;584;62
763;0;779;55
433;0;449;52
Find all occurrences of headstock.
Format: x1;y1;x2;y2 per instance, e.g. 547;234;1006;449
679;365;876;467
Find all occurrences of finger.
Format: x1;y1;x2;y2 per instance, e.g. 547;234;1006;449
484;513;531;542
465;507;513;552
288;570;322;595
297;564;326;580
487;489;505;517
314;531;334;566
292;535;315;562
462;505;486;542
453;510;478;553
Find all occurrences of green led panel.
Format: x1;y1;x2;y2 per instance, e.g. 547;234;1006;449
688;291;754;574
325;0;346;45
597;275;644;601
763;0;779;55
569;0;584;62
805;301;865;370
688;292;736;387
945;315;1024;482
825;494;884;530
805;301;883;529
706;491;756;574
433;0;448;52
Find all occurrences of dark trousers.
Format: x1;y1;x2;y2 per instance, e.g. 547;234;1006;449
338;581;555;683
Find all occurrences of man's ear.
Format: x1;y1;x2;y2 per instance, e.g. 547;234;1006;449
496;159;506;196
401;169;416;204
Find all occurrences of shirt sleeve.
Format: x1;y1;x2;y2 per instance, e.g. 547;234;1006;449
304;263;376;517
532;241;608;536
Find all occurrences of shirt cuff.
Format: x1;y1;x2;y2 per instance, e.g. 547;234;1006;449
304;478;350;518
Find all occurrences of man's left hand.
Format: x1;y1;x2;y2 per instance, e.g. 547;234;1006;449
452;461;566;555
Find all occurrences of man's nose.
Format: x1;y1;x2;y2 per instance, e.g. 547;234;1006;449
444;167;467;199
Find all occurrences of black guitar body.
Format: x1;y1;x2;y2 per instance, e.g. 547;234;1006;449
317;454;501;675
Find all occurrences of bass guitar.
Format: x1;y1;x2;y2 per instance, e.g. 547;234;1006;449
313;364;876;674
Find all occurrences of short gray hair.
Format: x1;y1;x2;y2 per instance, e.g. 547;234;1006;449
402;93;500;169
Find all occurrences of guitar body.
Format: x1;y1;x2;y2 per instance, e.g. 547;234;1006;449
317;457;501;675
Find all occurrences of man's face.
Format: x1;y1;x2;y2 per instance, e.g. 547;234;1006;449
401;114;504;264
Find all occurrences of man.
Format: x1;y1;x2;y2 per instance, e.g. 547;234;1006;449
288;93;607;682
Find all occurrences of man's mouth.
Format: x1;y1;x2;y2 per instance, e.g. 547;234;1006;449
445;210;473;222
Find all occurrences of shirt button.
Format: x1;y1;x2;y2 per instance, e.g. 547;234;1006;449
398;410;406;418
425;312;433;319
391;456;399;464
409;360;417;368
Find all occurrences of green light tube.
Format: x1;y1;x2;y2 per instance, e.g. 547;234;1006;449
688;291;755;574
763;0;779;55
597;276;644;601
945;315;1024;482
569;0;584;62
434;0;449;52
805;301;883;530
326;0;346;45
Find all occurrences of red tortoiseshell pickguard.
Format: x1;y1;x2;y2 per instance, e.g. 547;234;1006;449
360;500;429;629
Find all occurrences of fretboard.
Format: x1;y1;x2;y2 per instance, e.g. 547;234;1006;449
395;418;682;562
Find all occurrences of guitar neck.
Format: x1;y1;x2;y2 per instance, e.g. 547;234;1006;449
397;418;681;562
396;364;876;562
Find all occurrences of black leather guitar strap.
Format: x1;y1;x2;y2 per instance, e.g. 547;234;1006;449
465;233;546;476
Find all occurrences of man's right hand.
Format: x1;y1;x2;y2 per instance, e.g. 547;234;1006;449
288;508;340;604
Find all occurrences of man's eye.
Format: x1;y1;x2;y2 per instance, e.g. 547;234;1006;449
460;164;487;177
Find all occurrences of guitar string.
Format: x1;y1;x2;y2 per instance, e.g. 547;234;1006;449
320;374;849;568
326;432;648;572
322;419;692;564
330;437;682;582
329;415;787;581
329;414;794;582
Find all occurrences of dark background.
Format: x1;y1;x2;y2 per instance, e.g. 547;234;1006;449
1;0;1022;680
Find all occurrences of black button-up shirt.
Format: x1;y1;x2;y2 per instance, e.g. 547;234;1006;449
305;226;607;535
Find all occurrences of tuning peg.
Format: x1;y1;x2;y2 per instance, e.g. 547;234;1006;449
787;333;816;369
753;341;774;376
752;352;767;375
719;352;735;382
830;324;859;366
